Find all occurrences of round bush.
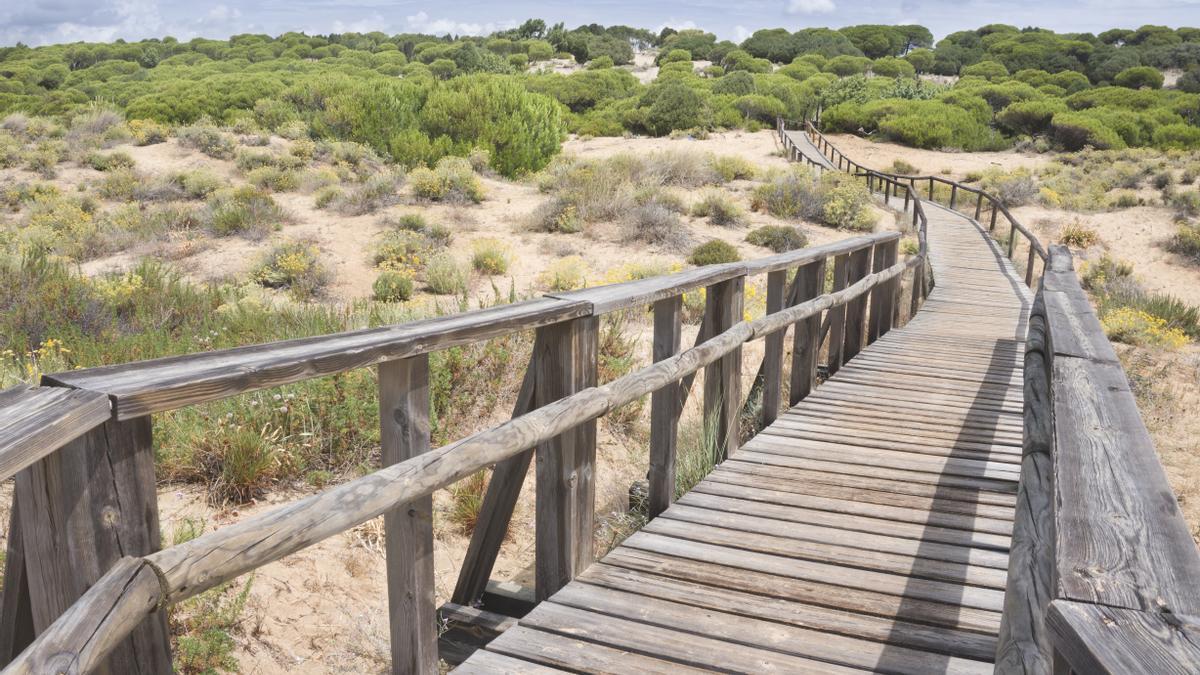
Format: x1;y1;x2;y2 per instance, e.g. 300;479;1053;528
746;225;808;252
374;270;414;301
1113;66;1164;90
688;239;741;266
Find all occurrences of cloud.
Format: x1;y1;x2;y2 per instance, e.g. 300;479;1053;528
734;25;752;41
787;0;836;14
404;11;515;37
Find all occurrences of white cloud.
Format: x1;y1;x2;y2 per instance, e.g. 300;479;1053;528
404;11;515;37
787;0;836;14
734;25;752;41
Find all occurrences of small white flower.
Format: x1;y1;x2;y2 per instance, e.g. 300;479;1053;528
273;393;282;401
278;406;288;413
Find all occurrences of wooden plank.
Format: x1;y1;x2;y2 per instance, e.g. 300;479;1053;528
648;296;682;518
518;602;863;674
548;582;992;673
868;238;899;342
702;277;743;460
578;562;999;660
535;317;599;601
379;355;436;674
789;258;826;405
451;362;535;606
1045;601;1200;675
13;417;172;673
601;546;1003;635
0;386;111;482
0;503;33;665
45;297;591;419
485;624;711;674
455;649;568;674
760;269;787;427
1052;354;1200;613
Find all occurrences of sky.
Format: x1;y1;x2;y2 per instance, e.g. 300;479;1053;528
2;0;1199;48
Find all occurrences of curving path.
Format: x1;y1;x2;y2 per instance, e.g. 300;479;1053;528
456;140;1032;674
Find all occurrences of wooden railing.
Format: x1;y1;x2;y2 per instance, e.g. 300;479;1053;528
782;118;1200;673
0;212;922;672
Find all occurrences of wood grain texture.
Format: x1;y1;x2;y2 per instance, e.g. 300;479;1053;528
702;277;744;461
379;355;436;674
45;297;590;420
1046;601;1200;675
0;503;33;666
13;417;171;673
789;258;826;405
0;385;111;482
534;317;598;601
760;269;787;427
648;296;683;518
826;253;851;374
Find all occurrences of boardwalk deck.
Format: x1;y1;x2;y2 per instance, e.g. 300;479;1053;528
457;133;1032;673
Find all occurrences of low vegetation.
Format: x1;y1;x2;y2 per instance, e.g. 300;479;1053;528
1082;255;1198;348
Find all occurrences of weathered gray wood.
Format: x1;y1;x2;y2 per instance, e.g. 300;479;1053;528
0;386;111;483
450;360;535;606
45;298;591;420
648;296;683;518
702;277;744;460
535;317;599;601
789;258;826;405
13;417;171;674
2;558;161;675
826;253;852;373
0;503;33;666
868;239;898;343
1046;601;1200;675
760;270;788;427
995;298;1055;675
454;647;568;674
379;355;436;674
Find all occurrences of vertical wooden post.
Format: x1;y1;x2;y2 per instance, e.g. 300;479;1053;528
826;253;851;375
949;184;958;210
761;270;788;427
534;316;598;601
1008;224;1019;259
790;259;827;406
702;277;744;462
13;416;172;673
928;177;935;200
1026;246;1037;287
903;186;911;212
975;192;984;220
648;296;683;519
990;206;999;232
882;179;891;204
842;246;874;362
868;239;899;343
0;505;33;665
380;355;436;675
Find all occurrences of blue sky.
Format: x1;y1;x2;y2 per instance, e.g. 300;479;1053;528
2;0;1198;48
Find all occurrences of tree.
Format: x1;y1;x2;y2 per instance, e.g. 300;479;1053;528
1114;66;1164;89
740;28;800;63
839;25;905;59
792;28;863;58
640;81;705;135
905;48;934;73
897;25;934;54
960;60;1009;81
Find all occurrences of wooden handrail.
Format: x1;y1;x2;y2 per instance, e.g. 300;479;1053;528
5;257;912;673
0;386;111;482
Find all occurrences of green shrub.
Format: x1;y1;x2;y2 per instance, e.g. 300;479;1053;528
688;239;741;265
252;241;328;299
529;197;583;233
980;168;1038;206
710;155;756;182
1169;223;1200;262
373;269;414;301
424;253;469;295
97;169;140;200
471;238;511;274
751;169;817;220
205;186;288;238
1051;112;1126;151
246;166;300;192
86;150;135;172
177;124;235;159
128;119;168;145
997;100;1067;136
624;203;689;248
410;157;484;203
819;174;876;231
961;61;1009;81
537;256;588;291
177;170;226;199
1172;190;1200;220
337;172;402;215
1152;171;1173;190
1114;66;1164;90
1059;221;1100;247
691;191;743;226
312;185;342;209
889;159;919;175
746;225;808;252
373;230;428;268
1153;124;1200;150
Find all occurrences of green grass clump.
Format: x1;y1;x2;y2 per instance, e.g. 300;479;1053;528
691;191;743;226
746;225;808;252
471;238;511;274
410;157;485;203
176;123;235;159
312;185;342;209
171;575;253;675
710;155;756;182
336;172;402;215
1169;223;1200;263
688;239;741;266
246;166;300;192
252;241;328;300
205;186;289;238
1058;221;1099;248
86;150;135;172
373;269;415;302
889;159;919;175
424;253;469;295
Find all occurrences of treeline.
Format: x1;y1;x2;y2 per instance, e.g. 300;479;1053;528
1;20;1199;166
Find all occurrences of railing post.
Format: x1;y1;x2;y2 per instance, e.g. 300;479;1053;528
842;246;874;362
12;416;172;672
975;192;984;220
990;206;998;232
883;178;891;204
761;270;787;427
379;355;437;674
868;239;899;343
1026;247;1038;287
534;316;599;601
826;252;851;375
1008;224;1018;259
648;296;683;518
703;277;744;461
928;177;935;200
903;186;911;212
949;184;958;210
790;258;827;405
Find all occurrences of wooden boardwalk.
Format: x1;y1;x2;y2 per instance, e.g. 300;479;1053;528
457;149;1032;673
